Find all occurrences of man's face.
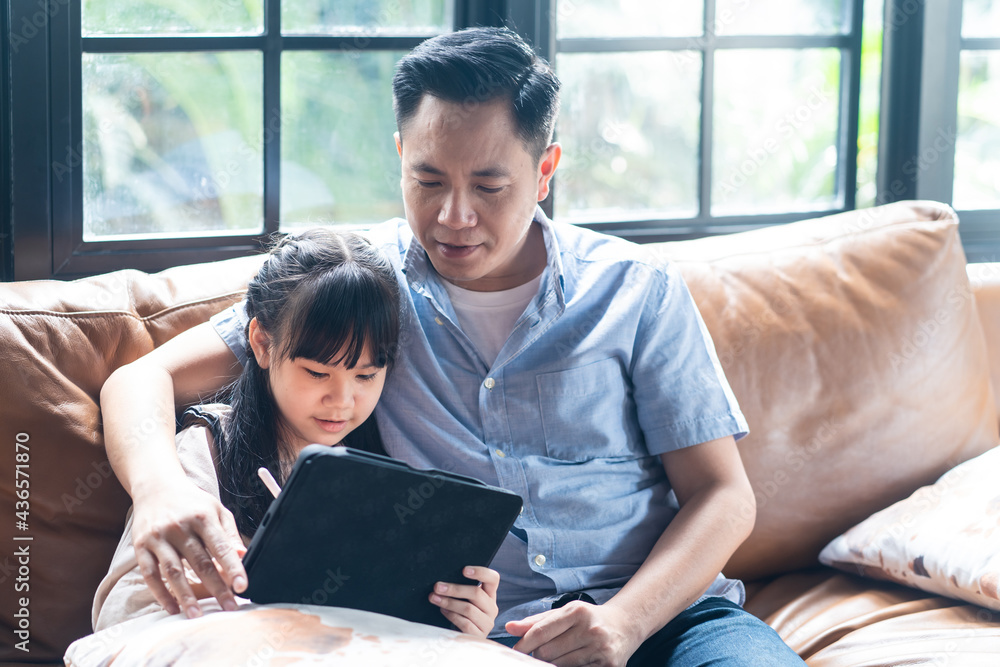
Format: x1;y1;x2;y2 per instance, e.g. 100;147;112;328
396;95;560;292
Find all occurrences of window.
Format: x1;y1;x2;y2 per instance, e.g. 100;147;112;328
859;0;1000;261
1;5;11;279
954;1;1000;211
6;1;999;279
945;1;1000;259
10;0;457;278
551;0;862;242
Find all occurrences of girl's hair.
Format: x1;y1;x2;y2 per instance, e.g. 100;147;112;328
215;228;401;537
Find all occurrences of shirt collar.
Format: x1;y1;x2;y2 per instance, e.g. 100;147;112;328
401;205;566;307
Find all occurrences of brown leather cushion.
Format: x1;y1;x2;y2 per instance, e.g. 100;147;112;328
2;201;998;661
744;568;1000;665
652;201;1000;581
0;255;263;662
968;262;1000;420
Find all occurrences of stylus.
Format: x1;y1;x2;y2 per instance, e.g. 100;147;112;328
257;467;281;498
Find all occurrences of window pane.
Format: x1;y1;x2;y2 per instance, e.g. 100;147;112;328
954;52;1000;210
555;52;701;222
281;51;405;228
712;49;841;216
963;0;1000;38
83;0;262;35
556;0;703;39
856;0;884;208
716;0;844;35
283;0;450;35
83;53;263;238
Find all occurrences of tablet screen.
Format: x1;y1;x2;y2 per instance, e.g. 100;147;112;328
242;445;523;628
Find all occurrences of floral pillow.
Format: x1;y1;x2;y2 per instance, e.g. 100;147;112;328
65;602;543;667
819;446;1000;611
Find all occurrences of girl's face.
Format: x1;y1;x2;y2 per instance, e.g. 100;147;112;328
249;319;386;456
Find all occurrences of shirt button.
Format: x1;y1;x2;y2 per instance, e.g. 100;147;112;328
494;449;505;458
434;317;444;325
484;377;496;389
534;554;546;567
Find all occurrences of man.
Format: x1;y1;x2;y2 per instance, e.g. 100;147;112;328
101;27;804;666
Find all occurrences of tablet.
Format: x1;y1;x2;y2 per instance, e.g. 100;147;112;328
241;444;523;628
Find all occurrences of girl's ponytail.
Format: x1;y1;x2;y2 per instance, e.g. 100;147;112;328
217;350;283;537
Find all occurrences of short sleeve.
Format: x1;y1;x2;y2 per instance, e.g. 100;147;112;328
631;262;748;456
210;302;250;368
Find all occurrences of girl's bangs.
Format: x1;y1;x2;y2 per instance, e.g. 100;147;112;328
282;265;397;369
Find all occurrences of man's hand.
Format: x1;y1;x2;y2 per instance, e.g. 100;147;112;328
100;320;246;618
429;565;500;637
505;601;641;666
502;435;755;665
131;477;247;618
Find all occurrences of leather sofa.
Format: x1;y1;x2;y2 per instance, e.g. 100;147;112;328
2;200;999;665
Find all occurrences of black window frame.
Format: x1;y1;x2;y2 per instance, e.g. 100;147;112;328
536;0;865;243
1;3;11;281
12;0;485;279
912;0;1000;262
5;0;1000;280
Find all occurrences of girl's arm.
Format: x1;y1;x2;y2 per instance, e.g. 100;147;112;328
429;565;501;637
101;320;246;618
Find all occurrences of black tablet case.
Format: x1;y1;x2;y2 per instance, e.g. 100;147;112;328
242;445;523;628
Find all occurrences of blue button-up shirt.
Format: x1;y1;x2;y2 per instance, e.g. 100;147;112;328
212;208;749;636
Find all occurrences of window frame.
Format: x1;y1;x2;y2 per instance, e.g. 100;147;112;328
872;0;1000;263
9;0;475;280
6;0;998;280
920;1;1000;262
1;3;11;280
532;0;865;243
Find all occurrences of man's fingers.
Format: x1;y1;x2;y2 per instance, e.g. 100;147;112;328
212;506;248;594
134;549;180;615
506;608;547;632
517;625;584;666
511;609;575;655
183;508;246;605
147;541;203;618
161;506;244;610
178;534;237;612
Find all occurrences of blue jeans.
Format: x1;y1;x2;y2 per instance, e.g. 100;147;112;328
493;598;805;666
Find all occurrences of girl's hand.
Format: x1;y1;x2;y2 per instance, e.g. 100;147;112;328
429;566;500;637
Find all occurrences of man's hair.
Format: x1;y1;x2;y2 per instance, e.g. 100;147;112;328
392;26;561;163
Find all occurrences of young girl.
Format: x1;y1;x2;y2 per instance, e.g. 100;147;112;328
92;229;500;636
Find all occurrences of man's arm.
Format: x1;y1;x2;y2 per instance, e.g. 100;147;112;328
505;435;755;666
101;320;245;618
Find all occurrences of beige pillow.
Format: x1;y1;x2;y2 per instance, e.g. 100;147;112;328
66;602;543;666
819;446;1000;611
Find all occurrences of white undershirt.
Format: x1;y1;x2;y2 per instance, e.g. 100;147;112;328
442;274;543;367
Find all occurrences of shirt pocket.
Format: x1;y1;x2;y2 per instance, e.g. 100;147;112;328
536;357;642;462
